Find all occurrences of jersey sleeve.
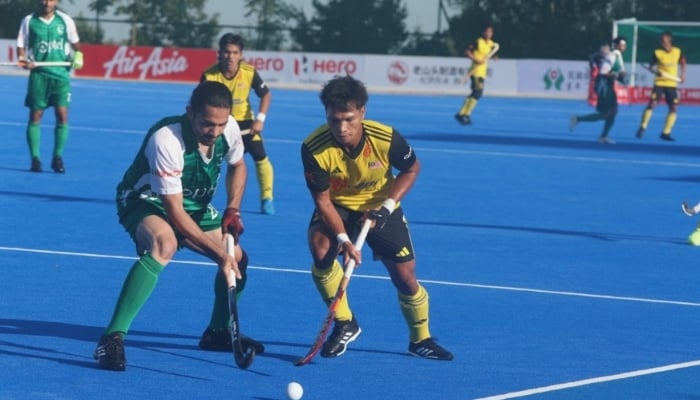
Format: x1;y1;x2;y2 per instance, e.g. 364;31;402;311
223;116;245;165
388;129;416;172
251;70;270;98
301;143;330;192
61;13;80;44
146;128;185;195
16;15;32;48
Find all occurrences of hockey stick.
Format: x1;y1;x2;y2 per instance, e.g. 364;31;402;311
226;233;255;369
460;43;500;84
682;202;699;216
641;63;681;82
0;61;71;67
293;218;373;366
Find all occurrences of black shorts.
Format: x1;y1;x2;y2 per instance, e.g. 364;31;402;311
309;204;415;263
238;120;268;161
650;86;679;105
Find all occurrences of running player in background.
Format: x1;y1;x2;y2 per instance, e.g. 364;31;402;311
201;33;276;215
455;23;499;126
635;31;686;141
301;75;453;361
569;37;627;144
93;81;263;372
16;0;83;173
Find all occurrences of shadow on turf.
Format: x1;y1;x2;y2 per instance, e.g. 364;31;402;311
410;220;688;245
406;131;700;158
0;319;407;370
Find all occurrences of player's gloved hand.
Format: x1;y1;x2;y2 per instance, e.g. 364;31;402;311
615;71;626;84
71;51;84;70
222;207;244;240
367;199;396;230
368;207;391;230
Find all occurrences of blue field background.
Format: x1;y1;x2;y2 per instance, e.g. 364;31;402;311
2;74;700;400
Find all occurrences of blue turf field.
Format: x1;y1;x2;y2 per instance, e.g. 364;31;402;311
2;74;700;400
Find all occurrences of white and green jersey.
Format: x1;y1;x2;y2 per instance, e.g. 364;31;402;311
116;115;244;217
16;10;79;79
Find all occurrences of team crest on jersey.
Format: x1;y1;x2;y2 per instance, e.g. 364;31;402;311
56;25;64;35
363;144;372;157
368;160;381;169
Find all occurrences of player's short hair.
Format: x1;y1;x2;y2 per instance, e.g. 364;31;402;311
482;23;494;32
320;75;368;112
661;31;673;39
219;33;245;51
190;81;233;113
612;36;627;47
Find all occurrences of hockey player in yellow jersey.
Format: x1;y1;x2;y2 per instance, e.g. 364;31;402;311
301;76;453;361
635;31;687;141
201;33;276;214
455;23;499;125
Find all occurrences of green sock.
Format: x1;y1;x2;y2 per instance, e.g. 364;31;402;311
577;113;603;122
601;117;615;137
105;253;164;336
54;124;69;157
26;123;41;159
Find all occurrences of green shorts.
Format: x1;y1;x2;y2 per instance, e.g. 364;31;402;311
118;200;222;247
25;72;71;110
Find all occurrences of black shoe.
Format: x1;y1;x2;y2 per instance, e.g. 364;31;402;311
51;156;65;173
321;317;361;358
94;333;126;371
408;337;454;361
454;113;472;125
198;327;265;354
635;127;645;139
30;157;42;172
660;133;675;141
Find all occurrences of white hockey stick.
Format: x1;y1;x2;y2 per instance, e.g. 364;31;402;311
641;64;681;83
0;61;71;67
682;202;699;216
460;43;500;84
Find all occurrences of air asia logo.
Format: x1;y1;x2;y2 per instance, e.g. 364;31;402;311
103;46;189;79
387;61;409;84
543;68;564;90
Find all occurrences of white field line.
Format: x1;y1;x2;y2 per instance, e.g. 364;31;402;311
473;359;700;400
1;245;700;308
1;121;699;168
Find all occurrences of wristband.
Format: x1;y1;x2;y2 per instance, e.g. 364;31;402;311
256;112;266;123
336;233;351;245
381;198;396;214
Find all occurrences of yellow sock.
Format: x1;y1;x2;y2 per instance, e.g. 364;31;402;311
398;284;431;343
459;98;478;116
662;112;677;135
255;157;274;200
312;260;352;321
640;108;653;129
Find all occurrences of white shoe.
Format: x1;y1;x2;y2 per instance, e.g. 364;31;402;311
569;115;578;132
598;136;615;144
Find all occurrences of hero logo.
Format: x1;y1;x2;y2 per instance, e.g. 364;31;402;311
103;46;188;79
294;55;357;76
246;57;284;72
387;61;409;84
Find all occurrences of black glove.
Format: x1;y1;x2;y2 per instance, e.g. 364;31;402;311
368;207;392;230
615;71;626;84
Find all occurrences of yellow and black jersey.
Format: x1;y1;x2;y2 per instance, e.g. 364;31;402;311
301;120;416;212
650;46;685;88
469;37;498;78
200;61;269;122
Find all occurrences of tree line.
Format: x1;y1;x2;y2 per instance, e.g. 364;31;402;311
1;0;698;60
